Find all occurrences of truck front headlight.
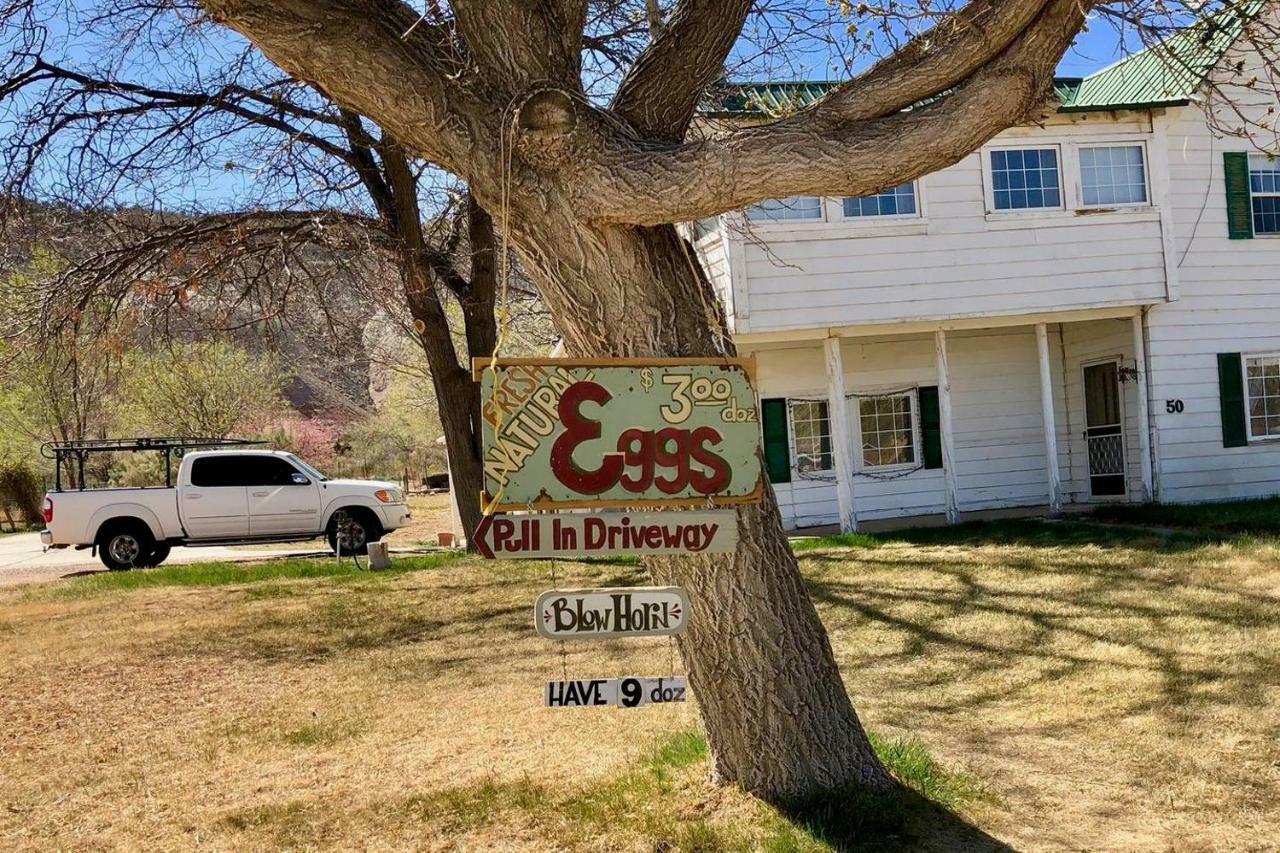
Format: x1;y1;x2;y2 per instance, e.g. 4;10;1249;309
375;488;404;504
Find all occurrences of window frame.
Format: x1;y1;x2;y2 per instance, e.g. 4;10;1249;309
1242;352;1280;442
743;195;825;225
853;389;922;472
835;181;922;222
983;144;1065;214
1076;142;1151;210
1248;154;1280;236
787;398;835;475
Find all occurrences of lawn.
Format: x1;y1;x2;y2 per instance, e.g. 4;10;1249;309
1;519;1278;850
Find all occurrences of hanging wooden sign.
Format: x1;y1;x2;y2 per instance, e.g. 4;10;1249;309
474;357;763;511
545;676;687;709
473;510;737;559
534;587;689;640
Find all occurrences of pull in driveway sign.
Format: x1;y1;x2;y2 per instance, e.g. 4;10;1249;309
473;510;737;559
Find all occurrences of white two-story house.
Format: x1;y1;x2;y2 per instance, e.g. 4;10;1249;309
695;4;1280;531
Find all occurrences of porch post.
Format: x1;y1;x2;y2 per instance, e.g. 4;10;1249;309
934;330;961;524
1035;323;1063;514
824;336;857;532
1131;312;1154;501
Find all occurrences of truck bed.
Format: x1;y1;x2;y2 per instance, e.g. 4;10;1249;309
43;488;182;547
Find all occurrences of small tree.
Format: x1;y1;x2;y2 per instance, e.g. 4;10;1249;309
116;341;287;438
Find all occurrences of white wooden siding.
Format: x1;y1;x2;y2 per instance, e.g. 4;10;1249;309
727;115;1169;335
750;327;1092;528
1060;319;1146;503
1143;36;1280;504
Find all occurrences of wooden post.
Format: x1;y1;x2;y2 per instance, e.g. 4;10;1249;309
934;330;960;524
1035;323;1063;514
1131;312;1154;502
824;336;857;532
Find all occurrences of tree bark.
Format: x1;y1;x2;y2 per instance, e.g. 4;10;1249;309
401;260;486;549
501;204;892;798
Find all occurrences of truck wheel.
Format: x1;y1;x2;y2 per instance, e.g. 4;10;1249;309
98;523;155;572
327;509;381;556
138;543;172;568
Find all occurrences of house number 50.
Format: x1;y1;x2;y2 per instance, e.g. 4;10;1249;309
1166;399;1185;414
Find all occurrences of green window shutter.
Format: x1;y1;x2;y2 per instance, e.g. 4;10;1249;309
760;398;792;483
1217;353;1248;448
918;386;943;469
1224;152;1254;240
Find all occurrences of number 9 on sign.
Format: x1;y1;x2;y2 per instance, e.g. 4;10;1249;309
619;678;643;708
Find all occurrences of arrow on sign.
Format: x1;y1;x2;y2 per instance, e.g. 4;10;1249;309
473;515;495;559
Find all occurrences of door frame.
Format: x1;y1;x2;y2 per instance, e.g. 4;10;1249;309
1080;356;1129;501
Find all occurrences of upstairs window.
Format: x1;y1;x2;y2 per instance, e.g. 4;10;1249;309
1249;155;1280;235
1245;353;1280;439
1080;145;1148;206
842;182;918;218
788;399;833;473
990;147;1061;211
859;392;918;469
746;196;822;223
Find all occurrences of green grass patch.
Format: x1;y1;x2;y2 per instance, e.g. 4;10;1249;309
792;532;882;552
369;729;984;852
867;733;987;810
1088;496;1280;536
26;552;467;601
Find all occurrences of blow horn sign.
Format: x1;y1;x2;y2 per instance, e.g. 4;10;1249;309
473;510;737;560
535;587;689;640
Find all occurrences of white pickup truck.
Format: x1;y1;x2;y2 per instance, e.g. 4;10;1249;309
41;448;410;571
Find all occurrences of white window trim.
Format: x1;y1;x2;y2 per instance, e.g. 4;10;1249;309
743;196;825;226
982;143;1066;215
740;180;929;238
787;397;836;473
830;180;925;224
1075;141;1152;210
1248;154;1280;237
852;388;923;473
1242;351;1280;442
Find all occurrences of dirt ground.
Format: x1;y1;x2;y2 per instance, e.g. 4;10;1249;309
1;523;1278;850
385;492;459;547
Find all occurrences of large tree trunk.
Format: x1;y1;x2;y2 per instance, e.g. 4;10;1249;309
502;205;892;798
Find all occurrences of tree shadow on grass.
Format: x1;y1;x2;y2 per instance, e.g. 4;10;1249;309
777;782;1013;852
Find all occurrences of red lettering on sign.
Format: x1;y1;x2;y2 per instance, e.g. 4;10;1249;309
551;381;624;495
550;380;733;498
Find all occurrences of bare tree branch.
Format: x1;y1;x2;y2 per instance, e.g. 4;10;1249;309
581;0;1088;223
202;0;484;173
612;0;754;140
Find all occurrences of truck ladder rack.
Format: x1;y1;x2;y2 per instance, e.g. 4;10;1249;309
41;436;267;491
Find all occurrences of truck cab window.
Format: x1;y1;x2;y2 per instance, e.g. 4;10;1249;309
191;456;304;487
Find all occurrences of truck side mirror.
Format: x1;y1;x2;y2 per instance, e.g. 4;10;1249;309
290;472;310;486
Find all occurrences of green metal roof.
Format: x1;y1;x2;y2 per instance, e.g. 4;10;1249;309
1062;0;1262;111
700;1;1263;118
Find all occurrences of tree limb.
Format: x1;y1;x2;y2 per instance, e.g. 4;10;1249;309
201;0;484;173
809;0;1056;124
582;0;1089;223
452;0;587;93
612;0;754;140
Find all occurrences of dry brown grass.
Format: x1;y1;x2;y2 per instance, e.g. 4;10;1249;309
1;521;1278;851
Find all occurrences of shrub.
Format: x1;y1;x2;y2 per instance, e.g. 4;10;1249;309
0;461;43;528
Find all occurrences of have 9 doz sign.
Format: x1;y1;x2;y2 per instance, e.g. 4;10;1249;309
475;358;763;511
